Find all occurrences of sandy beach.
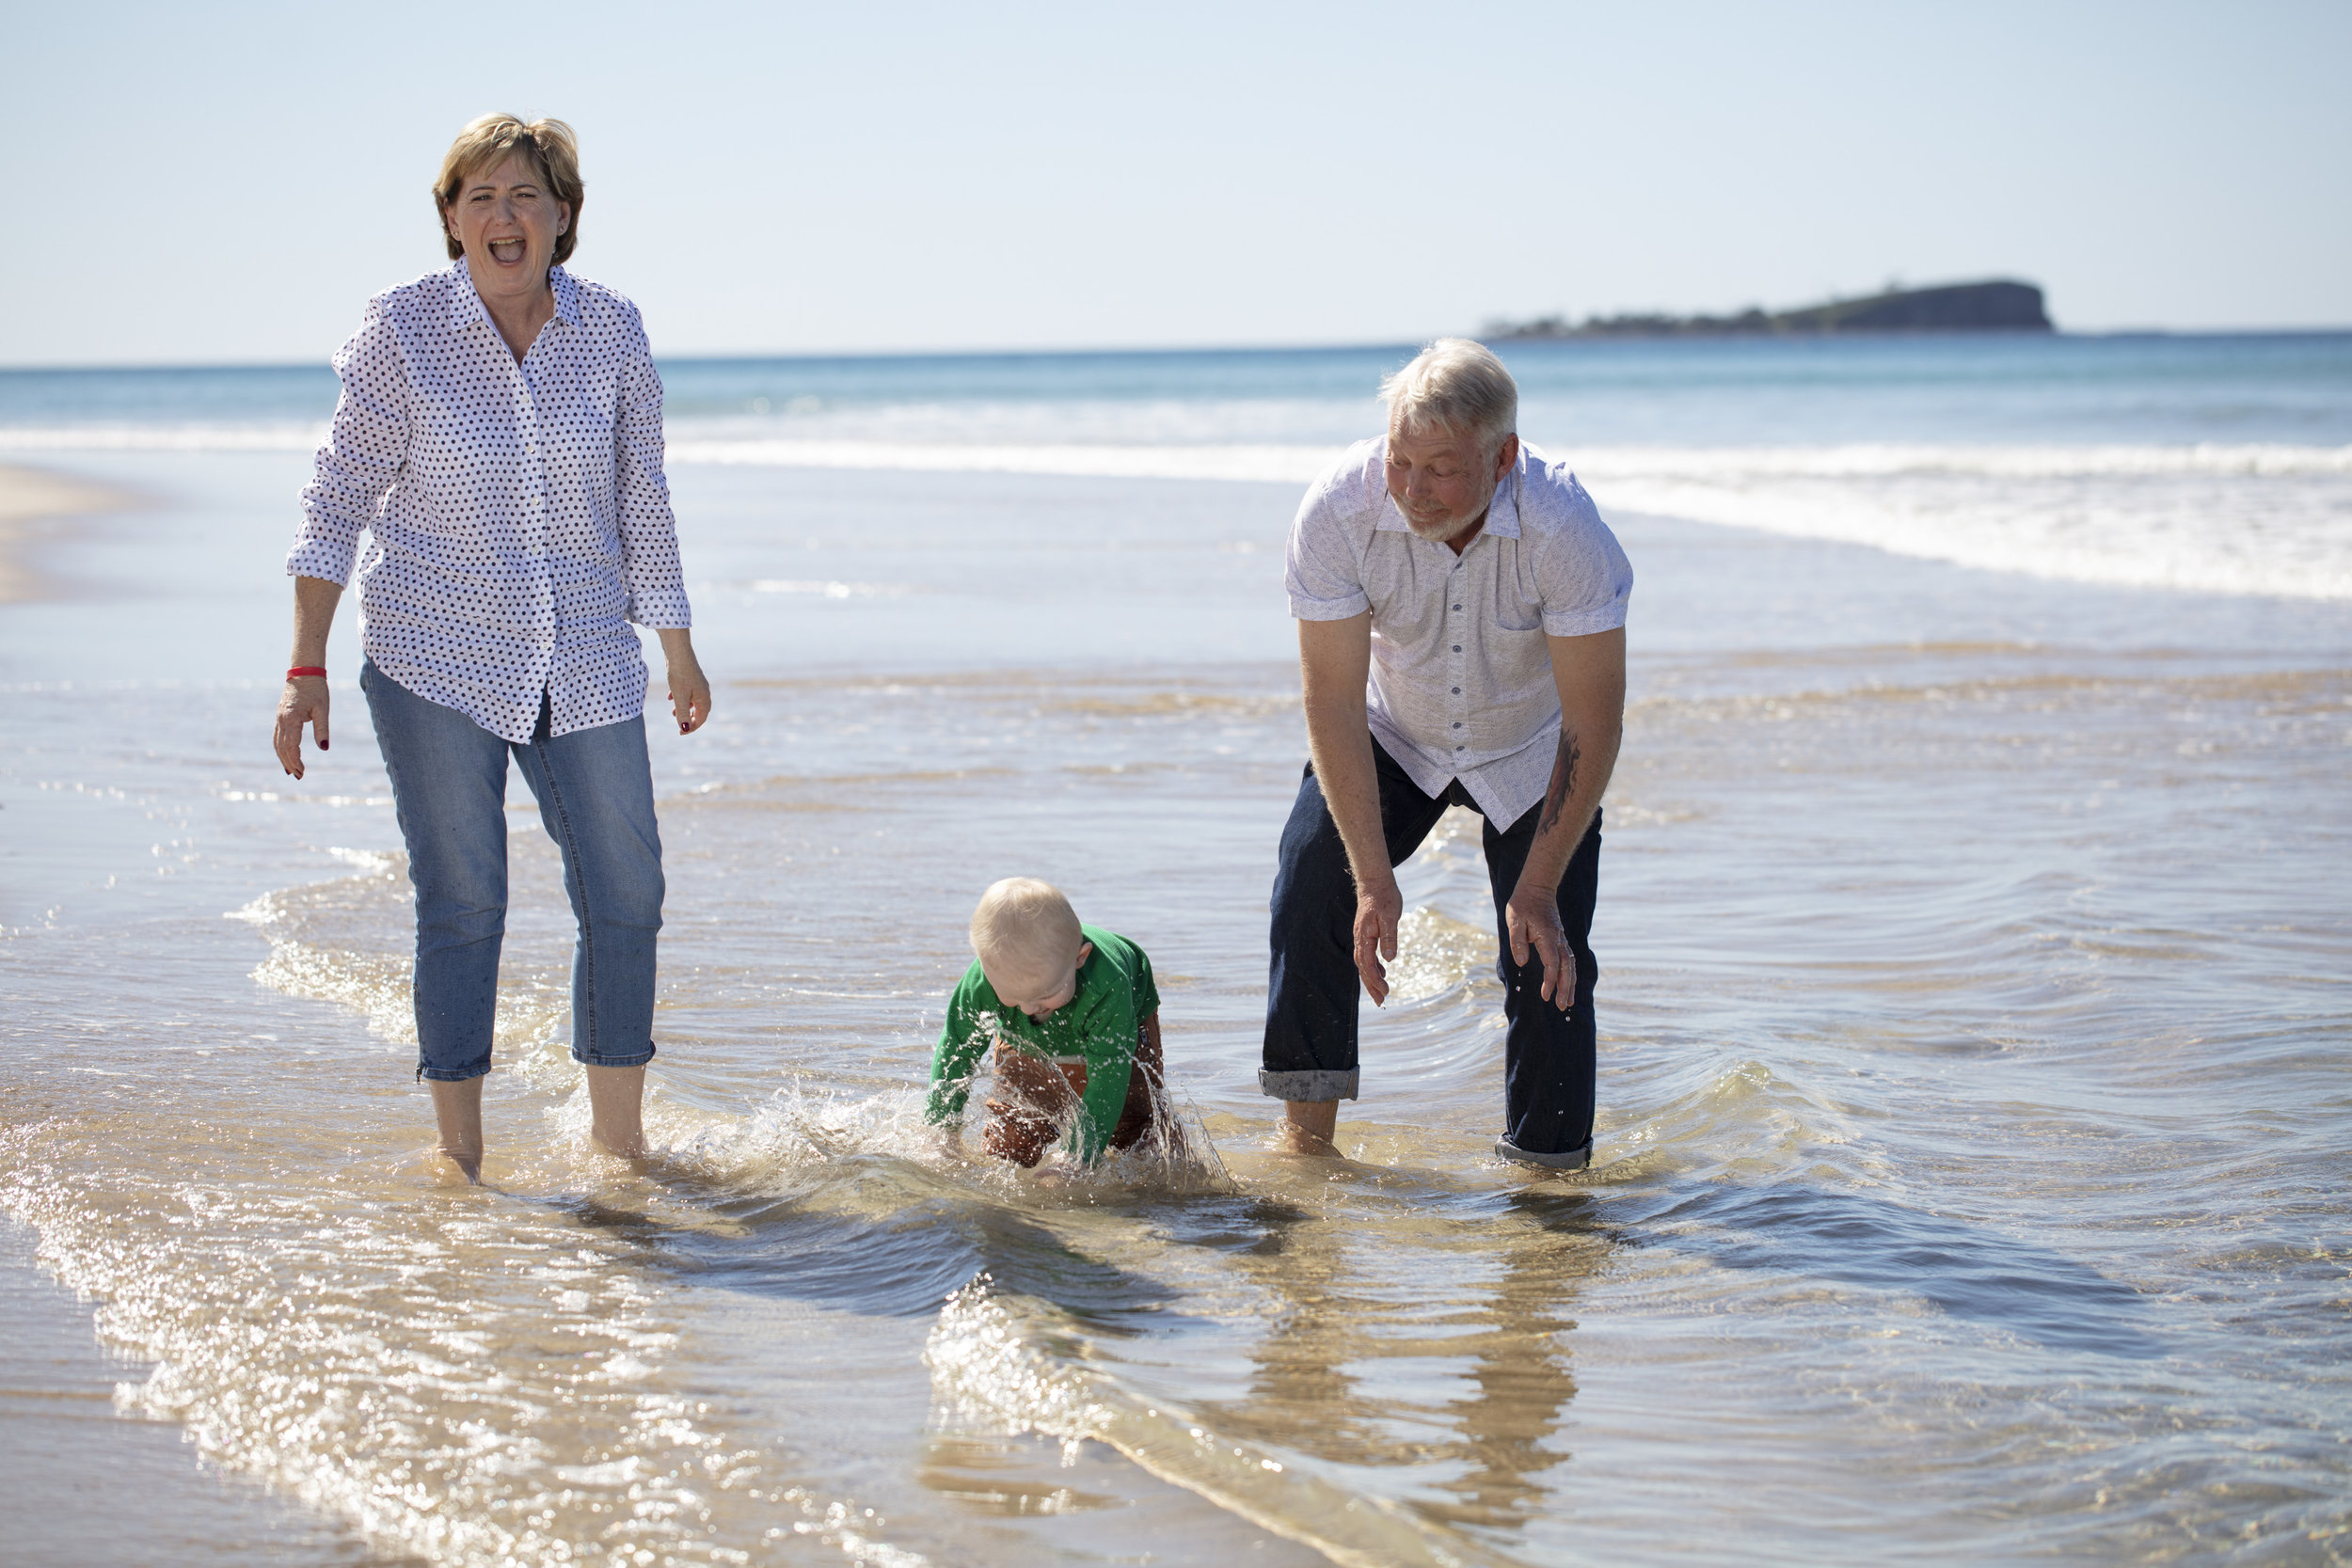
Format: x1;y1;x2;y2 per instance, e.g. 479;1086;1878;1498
0;462;131;602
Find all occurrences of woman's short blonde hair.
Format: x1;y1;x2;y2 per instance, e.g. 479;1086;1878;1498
970;878;1084;989
1380;338;1518;454
434;114;584;266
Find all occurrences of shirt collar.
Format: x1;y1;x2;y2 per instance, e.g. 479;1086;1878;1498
1373;435;1524;541
448;259;492;332
548;265;581;327
446;259;580;332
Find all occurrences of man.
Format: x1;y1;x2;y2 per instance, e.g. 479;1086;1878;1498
1262;339;1631;1166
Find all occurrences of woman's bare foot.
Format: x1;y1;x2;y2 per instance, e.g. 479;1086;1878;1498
585;1065;648;1160
429;1077;485;1183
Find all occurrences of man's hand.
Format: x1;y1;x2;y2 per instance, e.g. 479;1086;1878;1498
1504;879;1576;1011
1354;873;1403;1006
274;676;330;779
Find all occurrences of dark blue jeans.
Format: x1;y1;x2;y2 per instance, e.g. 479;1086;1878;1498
362;660;664;1082
1261;739;1602;1162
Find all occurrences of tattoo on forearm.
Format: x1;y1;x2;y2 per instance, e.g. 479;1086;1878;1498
1539;729;1581;835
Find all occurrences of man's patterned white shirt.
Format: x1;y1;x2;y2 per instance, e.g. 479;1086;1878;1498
1285;438;1632;825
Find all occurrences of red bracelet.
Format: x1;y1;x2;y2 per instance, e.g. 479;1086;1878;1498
286;666;328;679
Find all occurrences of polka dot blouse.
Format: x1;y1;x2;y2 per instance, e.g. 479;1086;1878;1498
288;261;693;744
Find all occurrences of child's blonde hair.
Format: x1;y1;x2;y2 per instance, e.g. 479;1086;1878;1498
970;878;1083;988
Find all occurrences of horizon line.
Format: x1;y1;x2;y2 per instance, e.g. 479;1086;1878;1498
5;325;2351;375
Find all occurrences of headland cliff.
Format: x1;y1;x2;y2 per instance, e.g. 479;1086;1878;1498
1489;278;2054;339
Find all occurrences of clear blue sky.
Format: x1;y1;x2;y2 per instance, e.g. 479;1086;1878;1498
6;0;2346;364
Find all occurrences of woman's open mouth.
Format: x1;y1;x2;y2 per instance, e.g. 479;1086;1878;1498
486;236;527;264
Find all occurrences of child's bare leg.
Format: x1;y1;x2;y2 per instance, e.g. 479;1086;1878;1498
982;1101;1055;1166
983;1042;1074;1167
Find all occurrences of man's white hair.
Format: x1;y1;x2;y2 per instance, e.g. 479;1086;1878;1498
1379;338;1519;453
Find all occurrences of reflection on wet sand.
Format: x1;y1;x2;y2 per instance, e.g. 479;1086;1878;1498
1214;1178;1610;1536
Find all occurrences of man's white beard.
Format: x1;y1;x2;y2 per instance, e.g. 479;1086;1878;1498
1403;495;1492;544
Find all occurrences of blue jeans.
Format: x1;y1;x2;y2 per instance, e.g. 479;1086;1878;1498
362;660;664;1082
1261;739;1602;1162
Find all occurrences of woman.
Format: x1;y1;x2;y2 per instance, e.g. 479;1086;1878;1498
272;114;710;1181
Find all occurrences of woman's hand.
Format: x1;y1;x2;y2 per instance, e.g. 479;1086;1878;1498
276;577;344;779
657;627;712;735
274;676;330;779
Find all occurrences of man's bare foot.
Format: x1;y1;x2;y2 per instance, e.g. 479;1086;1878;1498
1274;1099;1340;1157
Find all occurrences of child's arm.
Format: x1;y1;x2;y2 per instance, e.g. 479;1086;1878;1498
1069;993;1140;1164
1135;1009;1185;1158
926;984;992;1130
1066;940;1163;1164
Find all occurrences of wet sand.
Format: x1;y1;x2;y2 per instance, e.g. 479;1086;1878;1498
0;1220;407;1566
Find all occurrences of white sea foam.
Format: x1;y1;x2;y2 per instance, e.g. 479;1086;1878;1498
7;417;2344;599
669;436;1338;483
1574;441;2352;602
664;436;2352;601
746;578;914;597
0;422;328;453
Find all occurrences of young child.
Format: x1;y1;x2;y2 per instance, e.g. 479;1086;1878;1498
926;878;1184;1168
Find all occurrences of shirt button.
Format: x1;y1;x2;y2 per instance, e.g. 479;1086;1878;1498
1452;603;1462;610
1452;721;1462;729
1452;644;1462;653
1452;687;1461;694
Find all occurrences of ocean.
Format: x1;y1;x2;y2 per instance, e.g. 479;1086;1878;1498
1;330;2347;1565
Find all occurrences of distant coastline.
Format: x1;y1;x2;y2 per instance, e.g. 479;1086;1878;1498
1486;278;2054;341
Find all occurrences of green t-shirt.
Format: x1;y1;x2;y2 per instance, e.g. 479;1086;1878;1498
926;924;1161;1164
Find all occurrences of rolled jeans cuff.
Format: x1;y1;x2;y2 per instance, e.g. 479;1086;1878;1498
574;1042;657;1070
1258;1068;1359;1102
418;1061;492;1084
1494;1136;1592;1170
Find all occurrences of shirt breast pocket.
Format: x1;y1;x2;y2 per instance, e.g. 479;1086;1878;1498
580;377;619;430
1368;582;1438;643
540;362;618;429
548;382;622;475
1488;593;1545;635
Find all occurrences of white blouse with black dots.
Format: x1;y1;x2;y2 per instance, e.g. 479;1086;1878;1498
288;261;693;745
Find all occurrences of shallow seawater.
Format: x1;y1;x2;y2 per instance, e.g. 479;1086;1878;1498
2;448;2348;1565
